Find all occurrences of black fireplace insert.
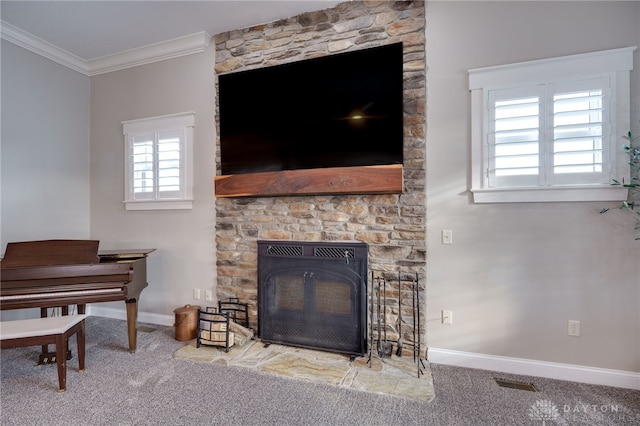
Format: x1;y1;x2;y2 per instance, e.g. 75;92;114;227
257;240;368;356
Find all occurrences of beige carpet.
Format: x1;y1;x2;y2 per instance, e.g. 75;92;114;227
174;339;434;403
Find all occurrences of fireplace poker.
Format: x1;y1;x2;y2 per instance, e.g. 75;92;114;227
376;277;382;356
376;277;382;357
412;277;416;363
415;273;426;377
396;271;403;357
368;271;374;367
380;278;393;358
416;274;421;376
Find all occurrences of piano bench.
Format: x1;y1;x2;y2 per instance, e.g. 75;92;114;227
0;315;87;392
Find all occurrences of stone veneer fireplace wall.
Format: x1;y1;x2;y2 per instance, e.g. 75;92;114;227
214;1;426;352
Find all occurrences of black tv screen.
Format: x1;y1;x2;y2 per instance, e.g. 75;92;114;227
218;42;403;175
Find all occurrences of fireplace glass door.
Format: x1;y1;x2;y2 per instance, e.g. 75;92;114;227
258;241;368;356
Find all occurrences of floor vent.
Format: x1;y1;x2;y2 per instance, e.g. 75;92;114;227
494;378;538;392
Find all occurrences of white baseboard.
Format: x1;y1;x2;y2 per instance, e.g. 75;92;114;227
86;306;174;327
428;347;640;390
77;311;640;391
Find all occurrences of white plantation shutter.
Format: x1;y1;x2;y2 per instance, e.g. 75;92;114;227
131;134;154;199
123;112;194;210
128;129;185;200
550;78;610;185
486;78;610;188
156;130;183;198
488;86;542;188
469;47;634;203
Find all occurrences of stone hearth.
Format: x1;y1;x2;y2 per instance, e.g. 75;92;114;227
174;339;434;403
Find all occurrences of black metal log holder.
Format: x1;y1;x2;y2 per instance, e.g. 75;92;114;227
218;297;250;329
367;271;426;378
196;308;232;352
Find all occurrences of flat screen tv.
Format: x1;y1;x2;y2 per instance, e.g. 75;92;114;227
218;42;404;178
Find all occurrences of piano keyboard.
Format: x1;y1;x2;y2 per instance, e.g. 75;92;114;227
0;288;122;301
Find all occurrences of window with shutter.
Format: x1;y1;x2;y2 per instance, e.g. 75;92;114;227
469;47;635;203
123;112;194;210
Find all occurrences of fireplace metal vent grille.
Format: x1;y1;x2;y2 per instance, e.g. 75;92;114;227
266;245;303;257
314;247;355;259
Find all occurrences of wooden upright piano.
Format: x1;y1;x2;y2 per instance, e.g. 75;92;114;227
0;240;154;354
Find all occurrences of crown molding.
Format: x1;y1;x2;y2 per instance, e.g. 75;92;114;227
1;20;212;77
1;20;89;75
87;31;211;76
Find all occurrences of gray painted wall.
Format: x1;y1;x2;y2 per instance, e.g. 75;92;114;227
1;40;90;320
426;1;640;372
89;44;217;318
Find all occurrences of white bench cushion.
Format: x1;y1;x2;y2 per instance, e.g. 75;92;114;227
0;315;87;340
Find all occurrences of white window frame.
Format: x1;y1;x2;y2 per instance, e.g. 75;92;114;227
122;112;195;210
469;47;636;203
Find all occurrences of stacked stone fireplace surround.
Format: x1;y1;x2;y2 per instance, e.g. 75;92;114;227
214;1;426;356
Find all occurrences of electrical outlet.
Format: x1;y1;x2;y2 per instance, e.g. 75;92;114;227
442;229;453;245
205;290;213;302
442;309;453;325
193;288;201;300
568;320;580;336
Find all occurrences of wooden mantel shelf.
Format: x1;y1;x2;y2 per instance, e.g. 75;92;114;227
214;164;403;198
